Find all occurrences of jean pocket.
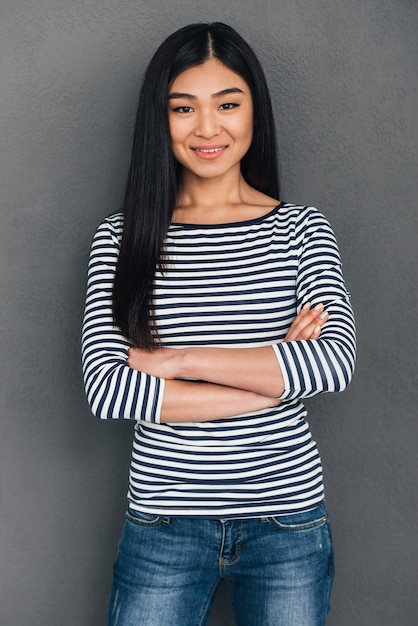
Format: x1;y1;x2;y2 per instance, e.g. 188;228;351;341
267;503;328;531
126;507;168;527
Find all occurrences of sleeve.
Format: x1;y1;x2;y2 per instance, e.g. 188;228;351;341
81;216;165;422
272;208;356;401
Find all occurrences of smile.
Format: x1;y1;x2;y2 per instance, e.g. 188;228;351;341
192;147;226;153
191;146;228;160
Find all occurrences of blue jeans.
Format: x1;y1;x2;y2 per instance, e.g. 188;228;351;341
108;502;334;626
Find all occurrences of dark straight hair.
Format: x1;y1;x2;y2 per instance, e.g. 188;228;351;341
113;22;280;348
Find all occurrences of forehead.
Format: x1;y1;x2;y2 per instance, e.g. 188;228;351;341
169;58;250;95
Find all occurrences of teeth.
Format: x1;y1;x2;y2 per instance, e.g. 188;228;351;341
196;147;224;153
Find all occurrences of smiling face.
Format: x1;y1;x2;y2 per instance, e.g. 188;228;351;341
168;58;254;183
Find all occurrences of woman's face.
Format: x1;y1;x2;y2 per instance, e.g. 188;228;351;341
168;58;253;182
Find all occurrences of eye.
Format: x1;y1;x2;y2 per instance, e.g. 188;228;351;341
171;106;194;113
219;102;239;111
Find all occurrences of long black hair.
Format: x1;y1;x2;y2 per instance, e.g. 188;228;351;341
113;22;280;348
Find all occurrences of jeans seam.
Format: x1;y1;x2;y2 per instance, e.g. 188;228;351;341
126;510;169;527
196;582;221;626
267;514;327;531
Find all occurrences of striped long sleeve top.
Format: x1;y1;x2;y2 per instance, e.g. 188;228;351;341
82;202;356;518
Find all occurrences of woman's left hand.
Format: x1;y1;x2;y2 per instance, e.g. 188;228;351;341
284;302;328;342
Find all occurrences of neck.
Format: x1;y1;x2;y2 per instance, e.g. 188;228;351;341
177;167;250;210
173;167;278;225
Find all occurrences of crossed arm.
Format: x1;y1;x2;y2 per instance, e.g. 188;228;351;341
127;303;329;423
83;213;356;425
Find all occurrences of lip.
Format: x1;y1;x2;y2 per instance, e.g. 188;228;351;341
191;145;228;160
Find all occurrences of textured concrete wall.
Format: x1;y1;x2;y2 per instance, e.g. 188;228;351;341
1;1;417;624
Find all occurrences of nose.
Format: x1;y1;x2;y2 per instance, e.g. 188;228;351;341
194;109;221;139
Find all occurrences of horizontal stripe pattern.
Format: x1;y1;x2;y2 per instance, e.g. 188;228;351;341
82;203;356;517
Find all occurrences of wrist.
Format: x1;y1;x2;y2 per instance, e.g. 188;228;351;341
175;347;197;379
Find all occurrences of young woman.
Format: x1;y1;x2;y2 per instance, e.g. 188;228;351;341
82;22;356;626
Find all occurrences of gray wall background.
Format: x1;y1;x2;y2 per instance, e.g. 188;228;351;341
1;0;417;624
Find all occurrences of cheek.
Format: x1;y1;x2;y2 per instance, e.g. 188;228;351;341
168;130;183;162
169;119;191;152
234;117;253;149
169;141;183;166
233;110;253;141
168;114;182;140
168;133;188;166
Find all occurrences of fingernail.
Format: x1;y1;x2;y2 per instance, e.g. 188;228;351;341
319;311;328;319
314;303;323;311
302;302;310;310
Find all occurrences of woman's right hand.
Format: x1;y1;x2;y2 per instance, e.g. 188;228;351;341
284;303;329;342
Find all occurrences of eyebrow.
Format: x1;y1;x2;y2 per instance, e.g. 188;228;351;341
168;87;245;100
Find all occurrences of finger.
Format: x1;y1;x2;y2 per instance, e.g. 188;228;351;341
287;304;325;336
311;325;322;339
285;303;313;335
298;313;329;340
298;303;324;323
297;302;313;320
298;323;321;340
285;305;328;341
298;304;327;328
